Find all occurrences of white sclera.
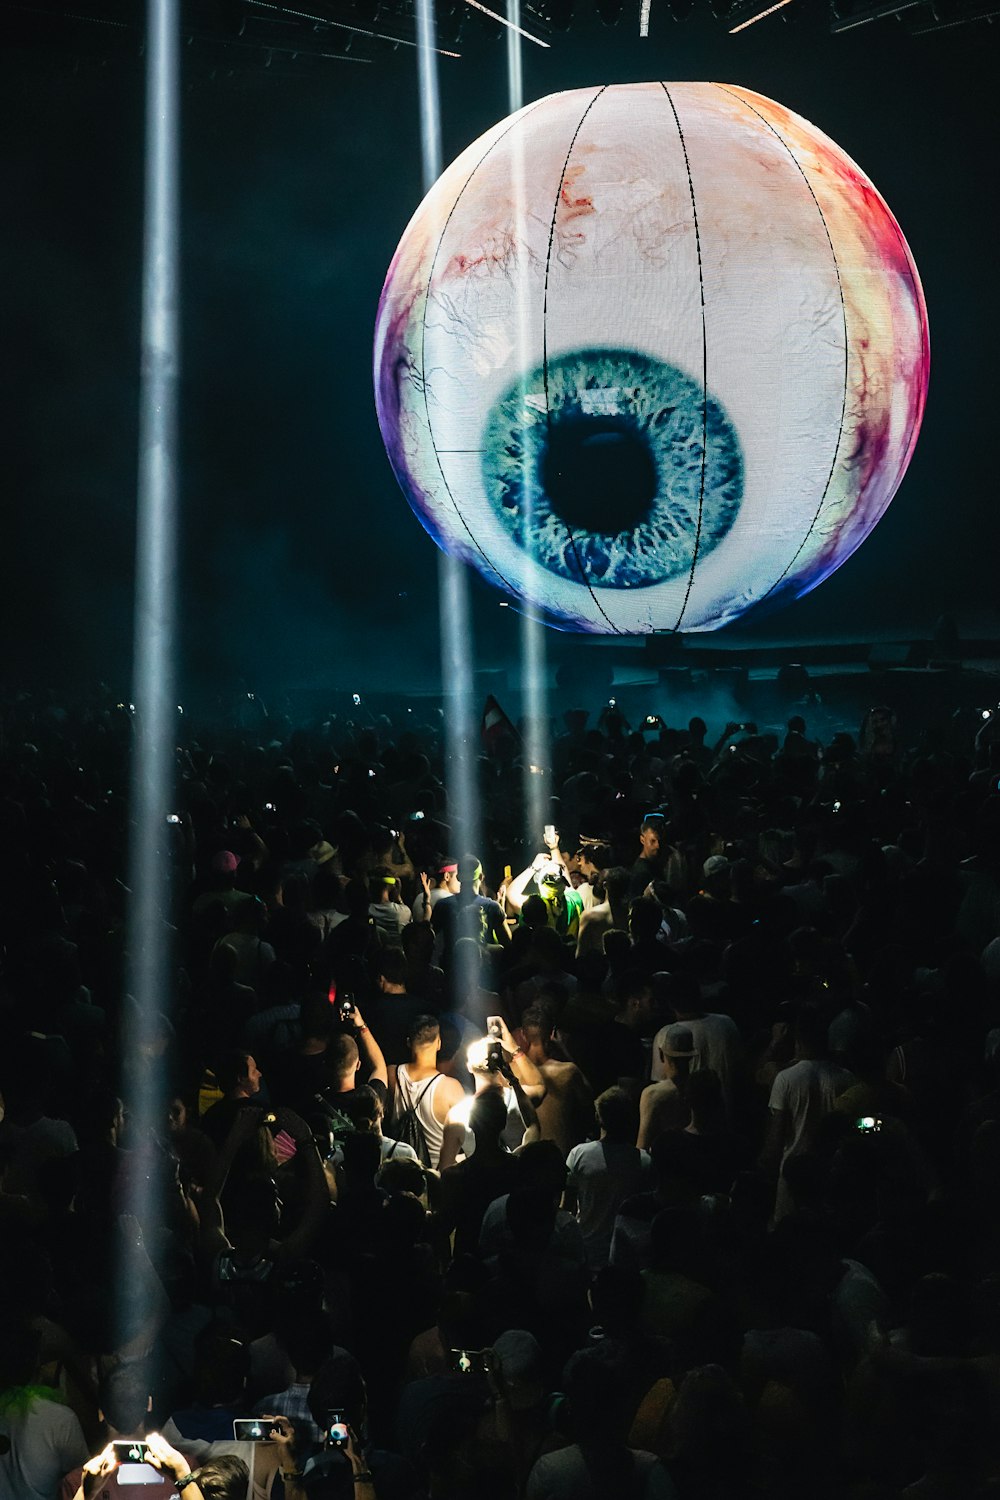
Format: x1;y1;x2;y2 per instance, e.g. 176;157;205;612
374;82;928;634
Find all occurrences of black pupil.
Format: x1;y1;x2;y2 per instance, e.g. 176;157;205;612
541;414;657;535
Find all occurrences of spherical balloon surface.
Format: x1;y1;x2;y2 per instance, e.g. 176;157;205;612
373;83;929;633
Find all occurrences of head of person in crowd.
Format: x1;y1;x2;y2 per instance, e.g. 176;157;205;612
436;861;461;895
467;1086;509;1151
594;1085;640;1145
666;971;704;1021
328;1032;361;1092
519;1001;559;1063
407;1013;443;1066
629;896;665;946
520;894;550;931
638;816;664;863
190;1457;250;1500
456;856;484;898
208;849;241;889
307;1348;368;1443
614;969;655;1031
376;945;408;994
657;1028;697;1086
216;1049;262;1101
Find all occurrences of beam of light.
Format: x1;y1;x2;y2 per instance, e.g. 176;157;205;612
727;0;793;27
416;0;481;872
245;0;462;55
464;0;551;44
639;0;652;35
504;0;550;851
506;0;524;113
121;0;180;1344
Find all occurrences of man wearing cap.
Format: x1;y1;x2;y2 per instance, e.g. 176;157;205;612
637;1028;696;1149
650;973;743;1121
505;853;585;941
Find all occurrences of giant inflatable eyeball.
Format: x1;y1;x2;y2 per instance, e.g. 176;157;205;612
373;82;929;634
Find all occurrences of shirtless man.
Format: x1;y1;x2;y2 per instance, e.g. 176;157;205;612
438;1016;545;1170
575;866;632;958
637;1027;696;1149
518;1000;594;1156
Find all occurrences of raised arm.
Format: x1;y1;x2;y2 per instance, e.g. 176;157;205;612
504;857;544;916
490;1015;545;1100
351;1004;388;1089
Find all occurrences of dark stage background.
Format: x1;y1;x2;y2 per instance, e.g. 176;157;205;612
3;8;998;696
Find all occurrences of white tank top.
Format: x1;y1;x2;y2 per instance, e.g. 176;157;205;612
393;1066;446;1168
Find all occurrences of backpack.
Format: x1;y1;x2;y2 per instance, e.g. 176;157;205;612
391;1073;438;1167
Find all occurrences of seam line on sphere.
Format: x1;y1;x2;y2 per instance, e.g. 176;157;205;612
540;84;621;634
660;82;710;635
419;100;549;599
712;83;849;607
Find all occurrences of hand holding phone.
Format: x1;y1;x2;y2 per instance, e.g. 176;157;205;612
449;1347;497;1375
326;1410;350;1448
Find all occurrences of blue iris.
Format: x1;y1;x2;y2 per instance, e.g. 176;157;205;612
480;348;744;589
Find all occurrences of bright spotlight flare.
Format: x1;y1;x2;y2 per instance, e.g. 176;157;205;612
639;0;652;34
373;83;929;635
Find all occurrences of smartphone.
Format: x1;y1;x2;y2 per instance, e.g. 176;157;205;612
112;1441;151;1463
449;1347;496;1375
327;1410;350;1448
264;802;277;813
166;813;181;825
232;1419;275;1442
855;1116;883;1134
504;864;512;883
608;697;616;708
352;693;362;707
410;810;425;820
544;824;556;842
338;998;354;1025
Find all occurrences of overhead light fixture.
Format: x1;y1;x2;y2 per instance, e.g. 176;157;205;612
463;0;551;44
245;0;461;54
728;0;792;29
910;0;1000;28
828;0;920;27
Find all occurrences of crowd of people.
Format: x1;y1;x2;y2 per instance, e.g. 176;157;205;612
3;686;1000;1499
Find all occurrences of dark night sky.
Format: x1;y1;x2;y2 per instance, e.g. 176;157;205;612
3;5;999;698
